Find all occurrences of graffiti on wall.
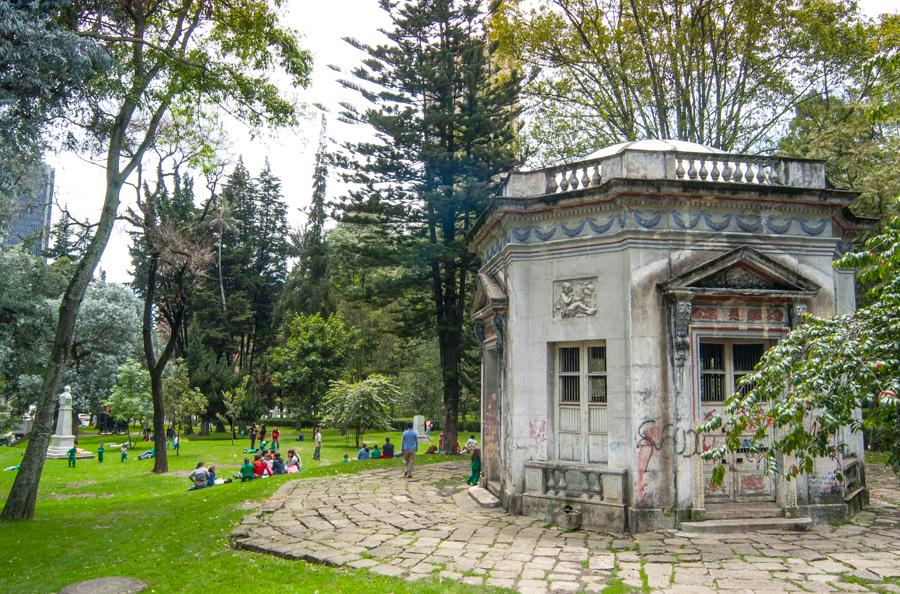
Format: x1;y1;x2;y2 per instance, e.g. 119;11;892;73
634;419;722;502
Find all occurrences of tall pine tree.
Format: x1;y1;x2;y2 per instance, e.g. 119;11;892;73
337;0;521;451
279;116;335;319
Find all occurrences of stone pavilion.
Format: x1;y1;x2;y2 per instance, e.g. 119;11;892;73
470;139;869;532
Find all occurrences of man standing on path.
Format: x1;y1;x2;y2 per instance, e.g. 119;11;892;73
401;423;418;478
313;427;322;461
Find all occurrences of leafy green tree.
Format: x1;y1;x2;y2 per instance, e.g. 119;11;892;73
44;211;90;262
270;313;356;426
162;358;207;439
337;0;521;453
219;375;266;444
492;0;880;163
322;374;398;448
702;203;900;479
107;359;153;449
0;0;107;222
4;0;312;521
64;281;143;419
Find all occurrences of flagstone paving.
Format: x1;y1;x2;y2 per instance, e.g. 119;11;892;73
231;461;900;593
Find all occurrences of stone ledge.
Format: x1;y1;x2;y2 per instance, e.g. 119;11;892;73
468;485;500;508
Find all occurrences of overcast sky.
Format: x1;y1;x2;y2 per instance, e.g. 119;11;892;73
45;0;897;285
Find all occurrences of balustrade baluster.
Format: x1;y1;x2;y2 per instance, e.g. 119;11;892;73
546;172;559;194
556;470;567;497
580;167;590;189
545;469;556;496
568;170;579;190
723;161;735;182
558;170;570;192
675;158;686;179
710;160;721;181
591;164;602;186
698;160;709;180
768;161;780;185
687;159;699;180
757;162;769;184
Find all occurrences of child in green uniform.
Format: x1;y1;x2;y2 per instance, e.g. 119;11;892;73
240;457;255;482
120;444;128;462
97;444;104;463
466;448;481;486
67;446;77;468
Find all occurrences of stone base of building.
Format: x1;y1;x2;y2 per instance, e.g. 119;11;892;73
523;493;628;533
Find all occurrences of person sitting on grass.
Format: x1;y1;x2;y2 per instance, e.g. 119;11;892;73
285;449;301;474
357;444;370;460
252;454;271;478
240;457;255;482
137;447;155;460
464;435;478;454
264;452;275;474
466;448;482;486
425;445;438;455
188;462;209;490
271;453;285;475
370;443;381;459
206;465;217;487
257;439;268;452
381;438;394;458
342;454;349;463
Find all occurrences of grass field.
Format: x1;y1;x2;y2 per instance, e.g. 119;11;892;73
0;426;494;594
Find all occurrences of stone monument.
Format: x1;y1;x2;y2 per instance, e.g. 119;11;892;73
46;385;93;459
412;414;428;444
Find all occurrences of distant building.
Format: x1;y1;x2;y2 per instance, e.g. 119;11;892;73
2;165;55;258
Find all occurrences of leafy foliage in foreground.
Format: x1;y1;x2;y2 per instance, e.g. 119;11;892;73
702;206;900;478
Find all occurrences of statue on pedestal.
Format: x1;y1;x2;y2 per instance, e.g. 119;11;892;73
46;386;93;459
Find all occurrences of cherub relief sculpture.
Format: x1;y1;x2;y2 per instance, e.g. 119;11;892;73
554;279;597;319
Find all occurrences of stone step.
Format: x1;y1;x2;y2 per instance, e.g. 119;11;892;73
704;503;782;520
680;516;812;534
468;485;501;508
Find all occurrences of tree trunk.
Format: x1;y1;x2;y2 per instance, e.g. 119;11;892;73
1;174;125;521
184;421;193;435
200;419;210;436
438;322;462;456
150;370;168;474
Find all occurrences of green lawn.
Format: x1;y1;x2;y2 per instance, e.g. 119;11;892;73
0;426;492;594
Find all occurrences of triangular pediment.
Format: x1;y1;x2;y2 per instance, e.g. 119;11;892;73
471;272;508;321
661;247;819;298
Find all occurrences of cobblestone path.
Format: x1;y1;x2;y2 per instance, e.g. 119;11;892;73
231;461;900;593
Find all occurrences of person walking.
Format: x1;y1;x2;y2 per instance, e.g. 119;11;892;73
249;422;258;451
67;446;77;468
313;426;322;461
401;422;419;478
120;444;128;462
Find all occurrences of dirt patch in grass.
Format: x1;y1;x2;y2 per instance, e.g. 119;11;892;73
66;480;96;488
46;492;113;500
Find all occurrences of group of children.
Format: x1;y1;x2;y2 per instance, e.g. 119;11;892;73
238;448;301;481
355;437;396;460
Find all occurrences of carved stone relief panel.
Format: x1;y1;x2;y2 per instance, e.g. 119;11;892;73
553;277;598;320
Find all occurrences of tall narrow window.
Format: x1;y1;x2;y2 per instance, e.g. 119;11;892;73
700;343;726;403
555;342;609;463
732;343;765;396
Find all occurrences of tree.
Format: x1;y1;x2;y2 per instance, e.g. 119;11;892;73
491;0;879;163
107;359;153;449
322;374;398;448
3;0;312;520
162;358;207;439
129;157;213;474
702;202;900;480
44;211;90;262
279;116;335;319
220;375;266;444
64;281;143;420
270;313;356;426
337;0;521;453
0;0;107;222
